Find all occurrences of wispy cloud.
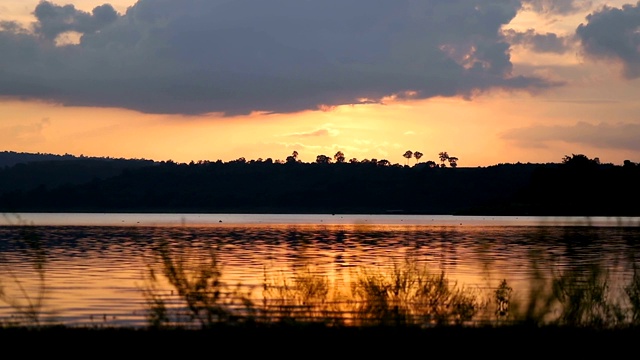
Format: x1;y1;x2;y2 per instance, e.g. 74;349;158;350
522;0;592;16
0;117;50;143
502;121;640;151
282;126;340;138
503;29;574;54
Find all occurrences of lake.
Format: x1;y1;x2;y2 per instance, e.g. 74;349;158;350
1;213;640;328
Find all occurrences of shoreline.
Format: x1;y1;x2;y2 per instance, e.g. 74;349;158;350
2;324;639;355
3;212;640;227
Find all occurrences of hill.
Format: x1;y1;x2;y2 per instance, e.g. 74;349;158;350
0;151;157;193
0;151;79;168
0;152;638;216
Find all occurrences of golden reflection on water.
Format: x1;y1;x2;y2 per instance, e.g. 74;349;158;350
1;221;639;327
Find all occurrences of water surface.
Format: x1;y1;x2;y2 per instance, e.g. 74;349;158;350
4;213;640;227
1;213;639;327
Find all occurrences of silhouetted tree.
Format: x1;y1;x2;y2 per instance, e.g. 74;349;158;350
349;158;359;164
334;151;345;163
562;154;599;169
286;150;299;164
316;155;332;164
448;156;459;168
377;159;390;167
438;152;449;168
425;160;437;168
403;150;413;165
413;151;423;164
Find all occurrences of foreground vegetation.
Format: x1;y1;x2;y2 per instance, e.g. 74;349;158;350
3;217;640;356
136;241;640;331
141;242;487;329
3;259;640;356
3;221;640;332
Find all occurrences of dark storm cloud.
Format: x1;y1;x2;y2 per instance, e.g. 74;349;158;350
0;0;560;116
33;1;118;40
576;2;640;79
502;122;640;151
0;21;27;33
503;29;572;53
523;0;591;15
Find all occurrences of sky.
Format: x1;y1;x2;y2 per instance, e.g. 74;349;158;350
1;0;639;167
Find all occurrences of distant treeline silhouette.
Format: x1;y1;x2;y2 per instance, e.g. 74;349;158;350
0;151;638;215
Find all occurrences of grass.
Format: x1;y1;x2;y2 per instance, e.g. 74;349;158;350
0;215;49;327
348;260;483;326
139;241;491;328
137;240;640;331
551;263;625;327
141;239;239;328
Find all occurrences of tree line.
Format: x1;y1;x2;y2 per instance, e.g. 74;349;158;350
0;152;638;216
280;150;460;168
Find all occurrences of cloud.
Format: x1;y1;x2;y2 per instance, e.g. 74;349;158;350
285;129;331;137
502;121;640;151
503;29;573;53
0;0;560;116
523;0;592;15
0;21;28;34
0;117;51;143
283;126;340;138
576;2;640;78
32;1;118;41
276;142;323;151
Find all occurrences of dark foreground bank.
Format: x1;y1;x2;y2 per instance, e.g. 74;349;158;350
2;324;639;357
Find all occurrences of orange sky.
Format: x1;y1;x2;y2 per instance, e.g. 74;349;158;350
1;0;639;167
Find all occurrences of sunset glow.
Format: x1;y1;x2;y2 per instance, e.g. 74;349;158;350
2;0;640;167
